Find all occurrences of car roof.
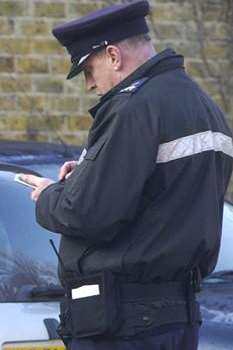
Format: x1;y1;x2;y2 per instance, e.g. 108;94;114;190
0;141;81;165
0;163;41;176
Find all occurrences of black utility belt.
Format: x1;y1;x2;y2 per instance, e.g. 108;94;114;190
120;281;189;301
57;271;201;342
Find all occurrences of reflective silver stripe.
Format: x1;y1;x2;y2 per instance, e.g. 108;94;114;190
78;54;91;66
77;148;87;165
157;131;233;164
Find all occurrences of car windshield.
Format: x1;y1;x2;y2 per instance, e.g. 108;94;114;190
0;163;62;302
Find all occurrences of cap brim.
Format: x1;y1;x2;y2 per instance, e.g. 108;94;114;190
66;62;84;80
66;53;91;80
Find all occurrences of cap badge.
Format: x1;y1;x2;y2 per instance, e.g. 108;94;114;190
92;41;108;50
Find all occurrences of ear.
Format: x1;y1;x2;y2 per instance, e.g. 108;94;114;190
105;45;122;71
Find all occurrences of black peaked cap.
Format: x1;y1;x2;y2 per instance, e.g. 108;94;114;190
52;1;150;79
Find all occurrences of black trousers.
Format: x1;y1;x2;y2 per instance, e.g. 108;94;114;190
70;323;199;350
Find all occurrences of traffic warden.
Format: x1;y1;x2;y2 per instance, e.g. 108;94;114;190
21;1;233;350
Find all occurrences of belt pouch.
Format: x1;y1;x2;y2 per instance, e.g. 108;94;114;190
67;271;120;338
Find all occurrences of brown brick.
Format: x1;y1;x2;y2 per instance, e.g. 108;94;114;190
198;79;221;98
0;0;231;148
65;115;92;131
33;2;65;18
185;60;218;80
0;57;14;73
48;96;80;112
203;23;228;42
0;76;31;93
226;185;233;202
231;95;233;114
17;95;47;113
184;22;228;43
215;63;232;82
151;5;171;22
34;78;64;93
0;132;26;141
186;60;205;79
151;3;192;22
153;0;183;2
27;132;49;142
19;19;50;36
50;57;70;74
205;44;227;60
62;132;88;145
27;114;65;131
0;96;16;111
68;2;98;17
0;115;28;131
212;95;228;113
0;130;50;142
15;129;50;142
0;18;14;35
66;83;81;95
150;40;165;54
31;39;64;55
82;94;99;111
100;0;121;6
226;116;233;131
16;57;48;74
183;22;197;42
0;38;31;55
217;24;229;41
203;4;223;22
154;23;184;40
172;42;201;59
0;1;27;16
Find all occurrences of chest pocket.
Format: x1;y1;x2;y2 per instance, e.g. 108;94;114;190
64;138;107;196
85;138;106;161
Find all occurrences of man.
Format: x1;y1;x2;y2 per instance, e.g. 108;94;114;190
21;1;233;349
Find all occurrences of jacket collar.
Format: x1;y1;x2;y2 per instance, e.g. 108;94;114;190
89;48;184;118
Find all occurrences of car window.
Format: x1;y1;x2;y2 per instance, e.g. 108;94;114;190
0;170;61;302
214;201;233;272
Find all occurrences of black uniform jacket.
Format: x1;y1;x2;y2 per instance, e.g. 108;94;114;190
36;49;233;286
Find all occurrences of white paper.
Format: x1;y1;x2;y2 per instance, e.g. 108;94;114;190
71;284;100;299
14;174;36;189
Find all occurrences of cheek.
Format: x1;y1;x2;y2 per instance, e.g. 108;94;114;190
95;72;107;88
101;70;114;88
93;64;113;92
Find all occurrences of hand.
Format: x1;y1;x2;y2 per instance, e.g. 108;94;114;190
58;161;77;181
20;174;54;202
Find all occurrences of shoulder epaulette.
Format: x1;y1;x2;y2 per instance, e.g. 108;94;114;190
120;77;148;94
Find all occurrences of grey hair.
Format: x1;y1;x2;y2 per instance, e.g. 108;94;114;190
118;34;151;49
94;34;152;59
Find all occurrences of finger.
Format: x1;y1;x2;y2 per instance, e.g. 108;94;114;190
20;174;41;187
31;189;39;202
59;162;70;180
65;171;73;179
59;161;77;180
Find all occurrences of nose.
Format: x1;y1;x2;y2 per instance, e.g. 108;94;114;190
85;76;96;92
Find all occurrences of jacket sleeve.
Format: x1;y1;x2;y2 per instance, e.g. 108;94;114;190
36;101;159;243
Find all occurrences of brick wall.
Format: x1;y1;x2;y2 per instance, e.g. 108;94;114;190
0;0;233;194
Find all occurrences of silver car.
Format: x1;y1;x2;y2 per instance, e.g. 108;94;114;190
0;142;80;349
0;141;232;349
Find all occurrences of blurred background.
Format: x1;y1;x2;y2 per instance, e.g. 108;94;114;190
0;0;232;196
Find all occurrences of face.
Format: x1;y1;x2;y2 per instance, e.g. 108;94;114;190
83;49;119;96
